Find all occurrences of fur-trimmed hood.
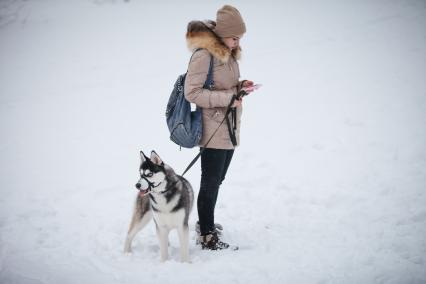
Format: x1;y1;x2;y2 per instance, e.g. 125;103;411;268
186;20;241;63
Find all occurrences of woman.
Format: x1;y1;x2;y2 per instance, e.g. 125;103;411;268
184;5;255;250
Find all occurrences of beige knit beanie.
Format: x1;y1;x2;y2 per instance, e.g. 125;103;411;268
214;5;246;38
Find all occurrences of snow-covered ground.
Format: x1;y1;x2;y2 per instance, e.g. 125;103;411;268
1;0;425;283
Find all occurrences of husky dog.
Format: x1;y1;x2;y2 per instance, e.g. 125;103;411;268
124;151;194;262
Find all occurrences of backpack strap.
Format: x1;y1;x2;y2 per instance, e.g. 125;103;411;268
204;53;214;90
189;48;214;90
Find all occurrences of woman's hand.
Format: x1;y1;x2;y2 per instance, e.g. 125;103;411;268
232;80;255;107
241;80;254;93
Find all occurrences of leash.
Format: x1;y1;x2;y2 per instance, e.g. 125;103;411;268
181;90;247;176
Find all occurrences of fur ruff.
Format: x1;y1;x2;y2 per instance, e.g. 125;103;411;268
186;20;241;63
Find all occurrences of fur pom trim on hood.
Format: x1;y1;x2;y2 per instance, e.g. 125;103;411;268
186;20;241;63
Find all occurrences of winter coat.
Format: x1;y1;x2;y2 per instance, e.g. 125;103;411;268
184;21;244;150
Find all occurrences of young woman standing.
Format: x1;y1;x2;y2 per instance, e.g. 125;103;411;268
185;5;255;250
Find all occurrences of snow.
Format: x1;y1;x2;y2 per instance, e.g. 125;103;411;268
1;0;425;283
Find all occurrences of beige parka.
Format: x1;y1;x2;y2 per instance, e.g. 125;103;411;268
184;21;245;150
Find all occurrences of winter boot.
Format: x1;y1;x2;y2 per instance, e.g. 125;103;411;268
198;231;230;250
195;221;223;245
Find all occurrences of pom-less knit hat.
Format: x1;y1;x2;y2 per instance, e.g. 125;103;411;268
213;5;246;38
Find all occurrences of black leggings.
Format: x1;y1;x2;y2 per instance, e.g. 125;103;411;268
197;148;234;235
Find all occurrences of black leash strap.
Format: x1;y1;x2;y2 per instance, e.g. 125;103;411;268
225;108;238;147
181;94;239;176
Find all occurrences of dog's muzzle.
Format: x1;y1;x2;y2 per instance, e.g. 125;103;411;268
135;177;151;197
136;176;162;197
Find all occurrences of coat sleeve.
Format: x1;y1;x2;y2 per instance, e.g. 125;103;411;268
184;50;235;108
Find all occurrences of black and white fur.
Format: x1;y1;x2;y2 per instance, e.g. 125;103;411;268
124;151;194;262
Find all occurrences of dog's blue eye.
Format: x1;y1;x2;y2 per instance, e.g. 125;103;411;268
146;172;153;177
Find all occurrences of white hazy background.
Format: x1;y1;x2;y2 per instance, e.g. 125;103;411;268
1;0;425;283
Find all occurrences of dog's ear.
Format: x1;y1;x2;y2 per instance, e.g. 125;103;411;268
140;151;148;163
150;150;164;166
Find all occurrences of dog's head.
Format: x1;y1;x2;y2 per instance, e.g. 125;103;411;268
136;150;167;196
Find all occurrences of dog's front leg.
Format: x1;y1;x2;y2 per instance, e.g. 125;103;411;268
156;226;169;262
177;225;190;263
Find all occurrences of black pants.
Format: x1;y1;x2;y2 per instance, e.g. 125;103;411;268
197;148;234;235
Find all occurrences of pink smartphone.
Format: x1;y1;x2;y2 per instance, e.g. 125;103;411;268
243;84;262;92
